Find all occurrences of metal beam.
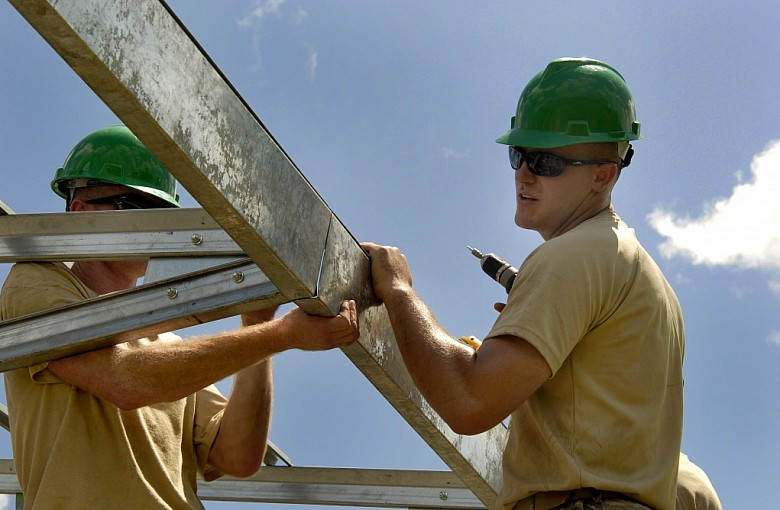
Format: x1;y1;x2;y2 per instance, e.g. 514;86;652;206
0;209;242;262
0;461;485;509
5;0;506;504
0;259;282;372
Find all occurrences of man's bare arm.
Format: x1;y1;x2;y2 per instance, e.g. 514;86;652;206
48;301;360;411
362;242;550;434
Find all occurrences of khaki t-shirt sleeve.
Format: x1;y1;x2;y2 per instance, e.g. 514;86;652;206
193;384;228;481
486;240;607;375
0;262;95;383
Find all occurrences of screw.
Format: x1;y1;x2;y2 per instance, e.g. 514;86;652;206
166;288;178;299
191;233;203;245
439;492;448;501
232;271;245;284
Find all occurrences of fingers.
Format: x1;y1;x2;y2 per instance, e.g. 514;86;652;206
283;299;360;351
360;242;412;301
335;300;360;345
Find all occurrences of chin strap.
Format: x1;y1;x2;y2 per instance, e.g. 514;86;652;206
621;143;634;168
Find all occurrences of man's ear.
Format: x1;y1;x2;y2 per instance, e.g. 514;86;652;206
68;197;87;212
591;163;617;193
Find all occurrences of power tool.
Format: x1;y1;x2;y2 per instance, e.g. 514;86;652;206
467;246;518;294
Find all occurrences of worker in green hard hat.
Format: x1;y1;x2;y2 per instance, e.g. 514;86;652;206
363;58;688;510
51;124;181;209
1;125;360;509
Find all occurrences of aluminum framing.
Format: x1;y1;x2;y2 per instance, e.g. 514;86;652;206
0;460;485;509
4;0;507;505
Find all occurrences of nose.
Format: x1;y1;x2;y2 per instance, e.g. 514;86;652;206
514;163;535;184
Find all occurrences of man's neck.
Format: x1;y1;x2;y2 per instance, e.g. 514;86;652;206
71;261;138;295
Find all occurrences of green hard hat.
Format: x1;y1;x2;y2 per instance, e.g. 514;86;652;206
52;125;180;207
496;58;641;149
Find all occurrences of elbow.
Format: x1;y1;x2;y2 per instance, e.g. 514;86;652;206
439;405;500;436
214;453;263;478
446;414;495;436
436;391;510;435
107;389;152;411
99;378;158;411
226;459;263;479
210;441;267;478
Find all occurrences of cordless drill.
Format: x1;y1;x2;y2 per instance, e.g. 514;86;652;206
467;246;518;294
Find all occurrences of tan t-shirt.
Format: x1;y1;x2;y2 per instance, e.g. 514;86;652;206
1;262;227;509
676;453;722;510
487;209;685;510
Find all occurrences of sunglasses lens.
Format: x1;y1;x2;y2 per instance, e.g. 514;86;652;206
509;146;523;170
533;153;564;176
509;147;568;176
115;197;144;210
86;194;167;210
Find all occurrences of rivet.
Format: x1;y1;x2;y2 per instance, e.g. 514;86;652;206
166;288;178;299
191;233;203;245
439;492;448;501
232;271;245;284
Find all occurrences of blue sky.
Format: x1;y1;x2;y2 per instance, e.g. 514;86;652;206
2;1;780;508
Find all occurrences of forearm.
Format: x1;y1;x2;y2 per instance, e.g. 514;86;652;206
382;286;484;427
208;359;273;477
48;301;358;410
50;320;289;410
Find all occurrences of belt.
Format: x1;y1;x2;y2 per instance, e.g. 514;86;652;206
513;488;628;510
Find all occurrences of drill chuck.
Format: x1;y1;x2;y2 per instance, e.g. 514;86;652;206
468;246;518;293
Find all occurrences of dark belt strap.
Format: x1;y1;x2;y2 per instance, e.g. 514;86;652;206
514;488;627;510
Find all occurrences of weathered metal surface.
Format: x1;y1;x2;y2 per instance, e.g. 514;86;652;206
295;214;374;321
0;208;220;236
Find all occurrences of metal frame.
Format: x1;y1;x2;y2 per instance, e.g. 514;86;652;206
0;459;484;509
2;0;506;507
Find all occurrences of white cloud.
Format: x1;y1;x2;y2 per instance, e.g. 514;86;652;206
238;0;286;28
443;147;470;159
306;48;318;77
648;140;780;270
237;1;315;79
766;329;780;348
294;7;308;24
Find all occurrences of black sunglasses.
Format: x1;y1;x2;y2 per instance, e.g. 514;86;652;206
84;194;170;210
509;146;617;177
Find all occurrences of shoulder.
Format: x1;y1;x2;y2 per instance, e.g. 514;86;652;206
2;262;93;320
5;261;87;290
527;209;634;275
